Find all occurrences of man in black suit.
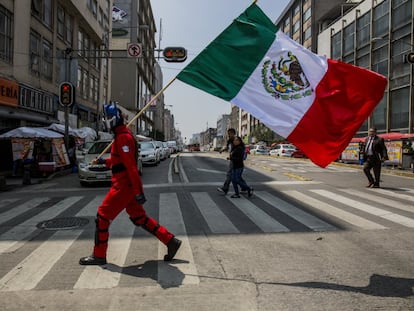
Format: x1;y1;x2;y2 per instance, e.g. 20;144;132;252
363;127;388;188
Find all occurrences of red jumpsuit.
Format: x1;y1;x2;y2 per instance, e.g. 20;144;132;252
93;125;174;259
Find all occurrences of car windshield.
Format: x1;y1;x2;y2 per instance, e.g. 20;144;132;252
284;144;296;149
141;142;154;150
88;141;111;154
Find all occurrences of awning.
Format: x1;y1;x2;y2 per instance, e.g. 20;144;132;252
0;127;64;139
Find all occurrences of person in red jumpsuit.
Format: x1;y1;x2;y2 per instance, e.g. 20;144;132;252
79;101;181;265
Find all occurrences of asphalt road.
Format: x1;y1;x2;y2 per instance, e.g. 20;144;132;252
0;152;413;310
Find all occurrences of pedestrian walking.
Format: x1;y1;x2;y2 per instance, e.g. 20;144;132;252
363;127;388;188
217;128;246;195
230;136;253;198
79;101;181;265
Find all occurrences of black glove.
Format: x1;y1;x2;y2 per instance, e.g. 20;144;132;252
135;193;147;205
96;157;106;164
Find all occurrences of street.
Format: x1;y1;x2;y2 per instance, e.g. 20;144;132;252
0;152;413;311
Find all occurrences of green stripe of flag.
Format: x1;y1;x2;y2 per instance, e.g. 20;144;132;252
177;4;278;101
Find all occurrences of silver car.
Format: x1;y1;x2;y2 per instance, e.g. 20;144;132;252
78;140;143;186
140;141;160;166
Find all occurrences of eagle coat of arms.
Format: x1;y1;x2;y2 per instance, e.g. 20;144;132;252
261;52;313;100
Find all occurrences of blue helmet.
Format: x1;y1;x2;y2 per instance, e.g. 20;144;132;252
103;101;122;131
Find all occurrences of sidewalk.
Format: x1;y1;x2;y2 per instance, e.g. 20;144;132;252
331;161;414;178
0;168;73;192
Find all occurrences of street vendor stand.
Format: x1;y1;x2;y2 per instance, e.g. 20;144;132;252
0;127;70;180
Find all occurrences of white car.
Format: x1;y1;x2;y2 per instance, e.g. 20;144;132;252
78;140;143;186
251;145;268;155
140;141;160;166
269;144;297;157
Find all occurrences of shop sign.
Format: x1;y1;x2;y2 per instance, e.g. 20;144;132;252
0;78;18;107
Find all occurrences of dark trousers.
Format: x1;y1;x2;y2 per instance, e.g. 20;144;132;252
363;156;382;186
231;167;251;194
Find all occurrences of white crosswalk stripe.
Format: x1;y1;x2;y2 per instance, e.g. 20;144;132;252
226;195;290;232
0;197;50;226
255;191;337;231
0;198;19;209
0;229;82;291
158;193;199;285
311;189;414;228
283;190;387;230
0;196;83;254
0;186;413;291
192;192;239;234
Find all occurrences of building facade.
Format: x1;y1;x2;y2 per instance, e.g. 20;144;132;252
110;0;160;137
318;0;413;135
0;0;112;133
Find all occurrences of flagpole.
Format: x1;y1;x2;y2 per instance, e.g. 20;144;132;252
95;77;177;159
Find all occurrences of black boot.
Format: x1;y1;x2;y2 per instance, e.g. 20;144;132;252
164;237;182;261
79;255;107;265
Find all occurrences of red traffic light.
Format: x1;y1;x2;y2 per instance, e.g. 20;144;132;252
163;47;187;63
59;82;74;106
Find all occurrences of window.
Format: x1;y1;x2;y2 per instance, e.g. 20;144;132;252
292;21;300;34
372;45;388;75
78;30;83;57
392;0;411;30
30;31;41;74
303;27;311;41
371;95;387;130
303;7;311;23
31;0;53;28
331;32;342;60
373;0;389;38
42;39;52;80
57;5;73;44
390;87;409;129
391;35;411;79
343;23;355;56
0;5;13;63
356;11;370;47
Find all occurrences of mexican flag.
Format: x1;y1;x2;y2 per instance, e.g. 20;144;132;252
176;4;387;167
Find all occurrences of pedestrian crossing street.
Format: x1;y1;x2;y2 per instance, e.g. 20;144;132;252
0;186;413;291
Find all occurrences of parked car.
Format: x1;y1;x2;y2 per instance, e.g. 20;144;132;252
269;143;297;157
140;141;160;166
162;141;171;158
154;140;167;161
251;145;268;155
292;149;307;158
78;140;143;186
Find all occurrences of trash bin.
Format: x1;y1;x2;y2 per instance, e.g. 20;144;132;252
22;164;31;185
358;152;365;165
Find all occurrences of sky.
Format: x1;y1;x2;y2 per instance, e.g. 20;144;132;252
150;0;291;142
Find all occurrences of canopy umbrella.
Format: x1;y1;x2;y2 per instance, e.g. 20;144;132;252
0;127;63;139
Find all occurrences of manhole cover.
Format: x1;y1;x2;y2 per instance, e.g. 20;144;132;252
37;217;89;231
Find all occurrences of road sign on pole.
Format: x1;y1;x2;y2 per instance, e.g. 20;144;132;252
127;43;142;58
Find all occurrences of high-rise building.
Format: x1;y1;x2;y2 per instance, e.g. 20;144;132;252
0;0;112;132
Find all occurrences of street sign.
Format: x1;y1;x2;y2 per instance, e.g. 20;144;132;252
127;43;142;58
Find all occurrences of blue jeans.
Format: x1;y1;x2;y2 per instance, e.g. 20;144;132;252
231;167;250;194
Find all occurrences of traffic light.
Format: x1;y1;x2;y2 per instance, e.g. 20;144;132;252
163;47;187;63
59;82;74;106
406;52;414;64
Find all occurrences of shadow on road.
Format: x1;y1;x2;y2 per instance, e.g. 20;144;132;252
103;259;189;289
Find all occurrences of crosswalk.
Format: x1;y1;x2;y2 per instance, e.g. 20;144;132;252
0;186;413;291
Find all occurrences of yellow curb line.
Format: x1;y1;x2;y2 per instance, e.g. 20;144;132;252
283;172;313;181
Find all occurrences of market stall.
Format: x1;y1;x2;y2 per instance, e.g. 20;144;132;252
0;127;70;176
